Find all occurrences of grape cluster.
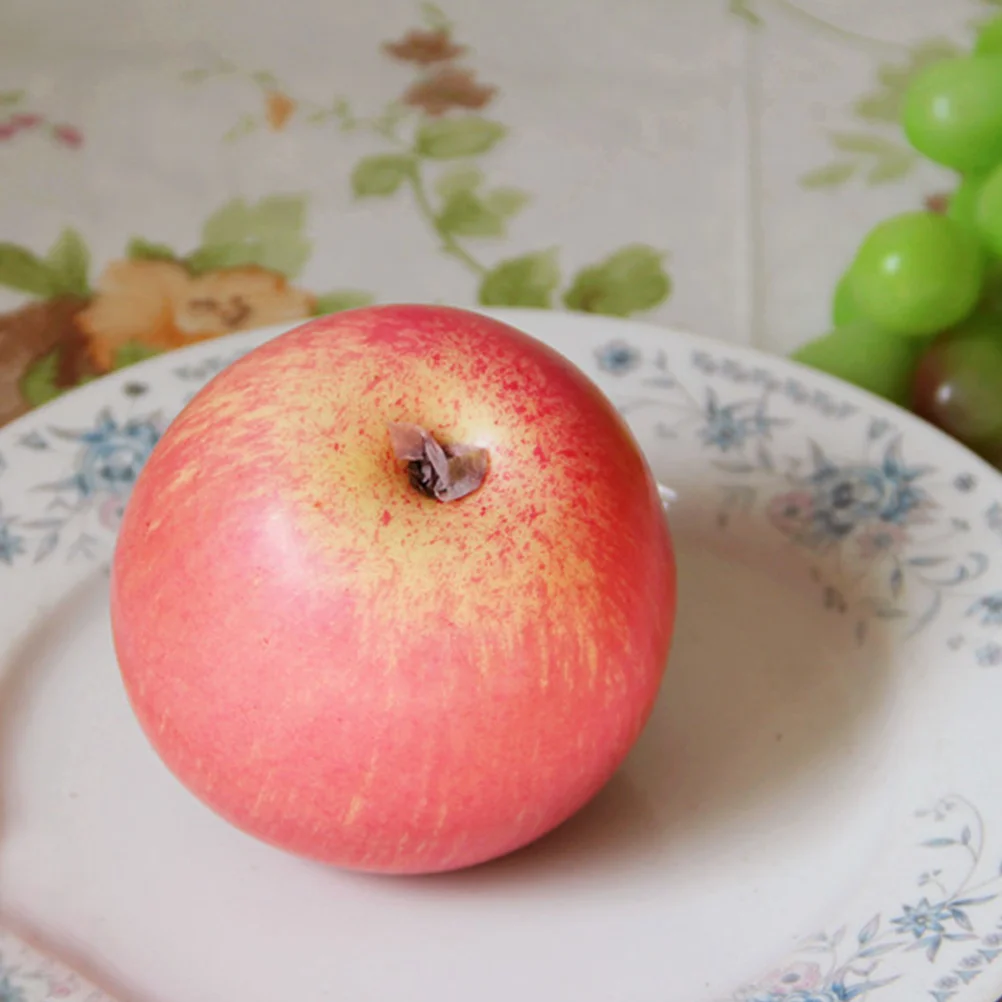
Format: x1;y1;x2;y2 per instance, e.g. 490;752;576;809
792;15;1002;466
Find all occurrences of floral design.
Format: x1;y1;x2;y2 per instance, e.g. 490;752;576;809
733;797;1002;1002
0;2;676;431
594;340;643;376
264;91;296;131
185;4;672;316
767;491;815;537
383;24;466;64
0;513;25;564
730;4;959;190
0;407;163;564
0;932;111;1002
0;195;369;426
773;440;929;549
856;521;910;562
0;89;83;149
967;593;1002;627
596;339;1002;656
757;962;825;997
77;260;314;370
976;642;1002;667
400;66;496;117
699;389;785;453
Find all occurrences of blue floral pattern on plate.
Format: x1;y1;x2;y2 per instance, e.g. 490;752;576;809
732;798;1002;1002
595;338;1002;663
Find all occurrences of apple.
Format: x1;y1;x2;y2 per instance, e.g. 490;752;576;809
110;305;676;874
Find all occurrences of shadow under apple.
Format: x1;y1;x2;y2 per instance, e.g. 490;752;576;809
392;483;896;895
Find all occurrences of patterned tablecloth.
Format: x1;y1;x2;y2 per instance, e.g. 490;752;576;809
0;0;992;996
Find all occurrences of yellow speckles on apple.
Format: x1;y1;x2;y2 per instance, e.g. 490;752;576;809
251;781;275;819
381;684;398;712
433;801;450;836
344;794;365;826
394;832;411;863
156;706;171;736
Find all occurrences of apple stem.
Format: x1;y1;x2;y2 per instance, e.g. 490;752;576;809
387;422;488;503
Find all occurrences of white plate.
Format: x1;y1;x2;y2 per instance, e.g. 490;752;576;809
3;309;1002;1002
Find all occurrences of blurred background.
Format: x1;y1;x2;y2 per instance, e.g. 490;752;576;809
0;0;981;425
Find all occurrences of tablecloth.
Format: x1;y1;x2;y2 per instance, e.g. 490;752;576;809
0;0;991;996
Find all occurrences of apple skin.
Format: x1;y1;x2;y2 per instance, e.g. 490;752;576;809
110;305;676;874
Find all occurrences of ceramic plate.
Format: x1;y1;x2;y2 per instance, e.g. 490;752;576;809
3;309;1002;1002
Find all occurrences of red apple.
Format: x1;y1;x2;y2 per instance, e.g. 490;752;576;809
110;305;676;874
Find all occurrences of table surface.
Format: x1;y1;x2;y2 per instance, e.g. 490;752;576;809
0;0;974;431
0;0;987;996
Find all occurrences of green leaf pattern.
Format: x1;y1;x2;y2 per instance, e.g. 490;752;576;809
563;246;672;317
800;37;961;189
188;195;311;278
19;351;62;408
0;3;679;426
351;155;416;197
45;229;91;297
313;291;376;315
414;117;506;159
0;230;91;297
730;6;965;192
168;9;673;321
478;250;561;308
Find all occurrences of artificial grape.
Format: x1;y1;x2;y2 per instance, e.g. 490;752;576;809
903;56;1002;172
979;258;1002;317
976;162;1002;257
974;15;1002;56
847;212;984;337
947;171;988;233
831;271;861;327
912;317;1002;458
792;322;927;406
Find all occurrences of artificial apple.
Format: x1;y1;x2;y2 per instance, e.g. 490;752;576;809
110;304;676;874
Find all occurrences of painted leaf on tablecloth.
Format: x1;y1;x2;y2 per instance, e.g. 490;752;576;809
563;245;671;316
45;228;91;297
314;291;376;315
854;38;961;124
126;238;178;262
415;116;506;159
728;0;762;26
0;245;59;297
437;190;505;237
434;165;484;199
351;154;415;197
478;249;560;308
865;150;914;183
0;231;94;298
188;195;311;278
483;188;529;218
19;350;62;407
801;162;857;189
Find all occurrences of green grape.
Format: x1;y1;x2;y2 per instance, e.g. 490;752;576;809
912;317;1002;456
979;258;1002;317
976;162;1002;257
847;212;984;337
948;171;988;233
792;322;926;406
974;15;1002;56
903;56;1002;171
831;271;862;327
